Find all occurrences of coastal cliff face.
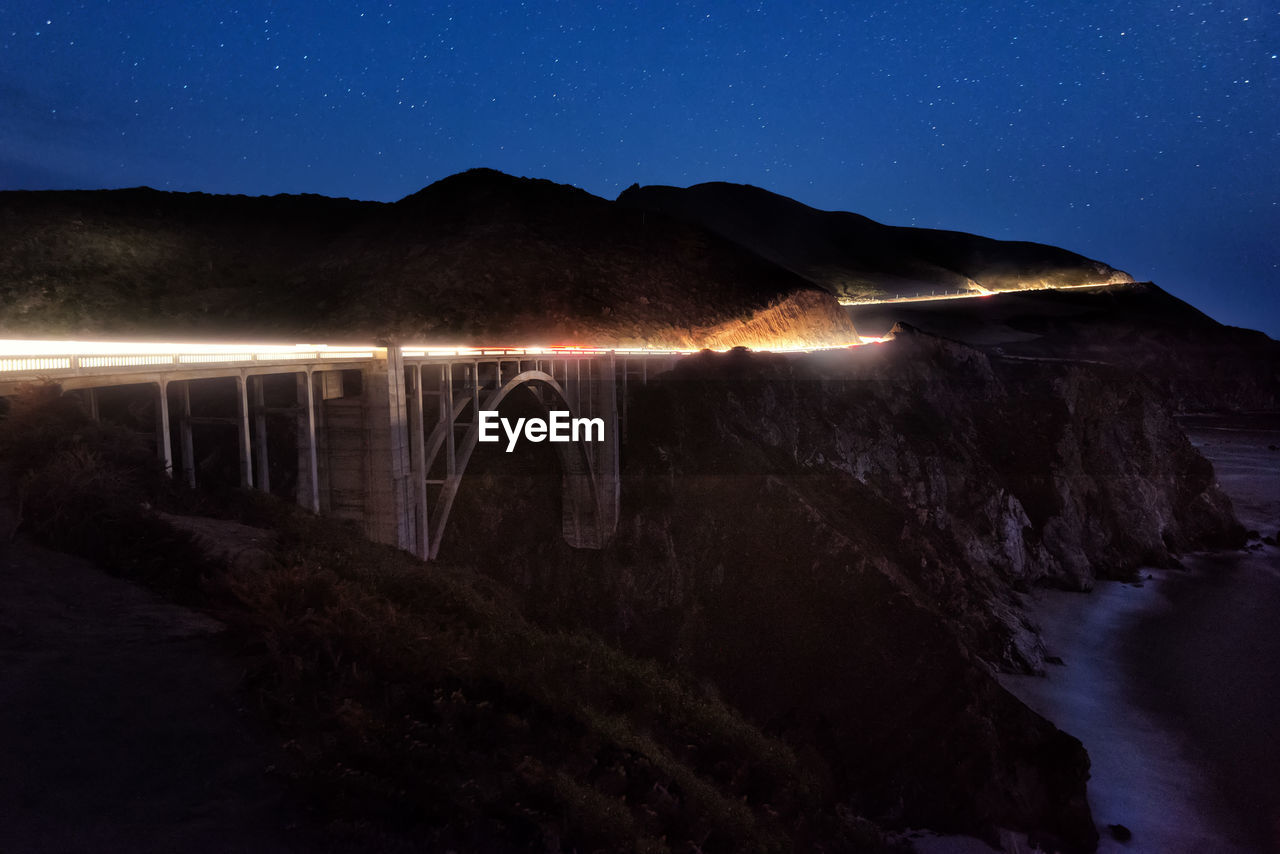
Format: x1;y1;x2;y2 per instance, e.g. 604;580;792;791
849;282;1280;413
445;329;1242;849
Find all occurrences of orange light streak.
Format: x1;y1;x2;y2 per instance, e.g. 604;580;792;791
0;337;874;376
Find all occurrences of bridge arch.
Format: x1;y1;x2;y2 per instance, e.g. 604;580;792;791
417;368;610;560
0;342;646;561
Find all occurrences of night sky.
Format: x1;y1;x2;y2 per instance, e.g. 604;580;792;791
2;2;1277;336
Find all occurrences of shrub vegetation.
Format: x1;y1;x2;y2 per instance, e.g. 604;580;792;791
0;383;896;853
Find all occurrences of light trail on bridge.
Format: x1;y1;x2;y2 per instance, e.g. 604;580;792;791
0;280;1130;369
0;332;877;561
0;280;1127;371
837;280;1125;306
0;338;866;375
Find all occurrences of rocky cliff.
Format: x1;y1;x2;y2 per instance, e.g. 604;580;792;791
442;328;1243;850
850;282;1280;412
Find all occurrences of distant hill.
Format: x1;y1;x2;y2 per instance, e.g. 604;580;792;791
850;282;1280;411
6;167;1271;411
617;181;1132;301
0;169;854;349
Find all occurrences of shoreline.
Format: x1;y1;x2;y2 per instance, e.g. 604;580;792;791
996;414;1280;852
1122;547;1280;851
1000;564;1266;852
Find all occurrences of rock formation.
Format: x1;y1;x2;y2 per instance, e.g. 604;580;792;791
443;329;1243;849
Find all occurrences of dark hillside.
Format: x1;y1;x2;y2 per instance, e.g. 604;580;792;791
439;333;1244;849
314;169;855;347
0;170;855;349
0;188;374;340
617;182;1132;301
849;282;1280;411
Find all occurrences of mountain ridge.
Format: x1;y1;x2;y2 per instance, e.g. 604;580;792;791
0;169;853;348
616;180;1133;301
2;168;1141;350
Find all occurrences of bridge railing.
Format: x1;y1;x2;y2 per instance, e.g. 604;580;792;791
0;344;380;376
0;340;707;386
399;346;696;359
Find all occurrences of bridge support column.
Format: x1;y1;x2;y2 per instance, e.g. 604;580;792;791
252;376;270;493
362;346;414;551
179;381;196;489
296;372;320;513
235;372;253;489
409;365;429;559
155;379;173;476
561;354;620;548
594;354;620;537
620;358;628;440
450;364;461;477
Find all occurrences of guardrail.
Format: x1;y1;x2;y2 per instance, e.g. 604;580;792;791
0;339;835;378
837;281;1123;306
0;346;381;375
839;287;978;304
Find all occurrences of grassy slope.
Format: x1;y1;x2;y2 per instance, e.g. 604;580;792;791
0;170;855;349
438;340;1246;851
0;384;897;853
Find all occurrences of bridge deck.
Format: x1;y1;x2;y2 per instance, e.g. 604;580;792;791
0;340;696;393
0;338;692;562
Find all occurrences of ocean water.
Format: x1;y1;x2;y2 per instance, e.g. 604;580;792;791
994;414;1280;853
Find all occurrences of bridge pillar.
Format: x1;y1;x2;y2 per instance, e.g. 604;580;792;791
155;379;173;476
296;372;321;513
361;346;414;551
594;354;620;537
235;372;253;489
408;365;429;559
179;381;196;489
561;354;619;548
251;376;270;493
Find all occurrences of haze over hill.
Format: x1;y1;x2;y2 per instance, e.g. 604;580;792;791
617;181;1134;301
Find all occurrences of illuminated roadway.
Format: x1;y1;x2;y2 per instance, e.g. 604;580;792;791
837;280;1125;306
0;281;1119;560
0;338;841;561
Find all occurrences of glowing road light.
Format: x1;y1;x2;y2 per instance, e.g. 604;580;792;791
0;339;872;358
838;280;1122;306
1;283;1122;368
0;337;875;376
399;341;868;356
0;339;374;356
0;339;382;374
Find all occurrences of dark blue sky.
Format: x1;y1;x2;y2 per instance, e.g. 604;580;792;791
2;1;1277;335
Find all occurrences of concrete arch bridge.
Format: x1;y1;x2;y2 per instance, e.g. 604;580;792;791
0;342;681;561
